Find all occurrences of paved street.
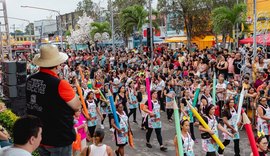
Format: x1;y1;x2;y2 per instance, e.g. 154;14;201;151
99;110;253;156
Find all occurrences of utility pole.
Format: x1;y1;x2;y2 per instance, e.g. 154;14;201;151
149;0;154;77
236;0;239;49
21;5;63;51
8;17;33;54
0;22;3;61
13;24;16;40
110;0;115;53
0;0;12;60
253;0;257;59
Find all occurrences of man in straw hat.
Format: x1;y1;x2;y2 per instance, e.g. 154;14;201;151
26;44;81;156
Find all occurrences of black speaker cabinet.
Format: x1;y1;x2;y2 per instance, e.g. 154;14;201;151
17;61;27;73
17;84;26;97
2;73;17;85
2;61;16;73
3;85;17;98
17;73;27;85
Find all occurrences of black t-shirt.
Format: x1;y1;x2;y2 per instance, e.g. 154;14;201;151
233;59;242;74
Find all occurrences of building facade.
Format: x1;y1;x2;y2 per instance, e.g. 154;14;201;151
247;0;270;33
34;19;57;41
56;11;83;34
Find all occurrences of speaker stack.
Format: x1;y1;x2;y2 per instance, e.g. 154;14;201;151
1;61;27;116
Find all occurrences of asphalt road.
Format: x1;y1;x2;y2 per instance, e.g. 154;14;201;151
98;110;253;156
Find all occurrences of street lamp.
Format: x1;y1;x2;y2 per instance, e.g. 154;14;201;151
0;22;3;61
21;5;63;51
8;17;33;54
109;0;115;53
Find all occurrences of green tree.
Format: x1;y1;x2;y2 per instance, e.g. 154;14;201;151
113;0;146;11
90;21;112;39
212;3;247;48
156;0;168;27
110;0;147;45
25;23;34;35
76;0;99;20
169;0;213;47
15;30;24;35
120;5;159;47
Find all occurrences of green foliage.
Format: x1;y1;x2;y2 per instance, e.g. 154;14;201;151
113;0;146;11
120;5;159;36
169;0;213;46
0;109;18;134
111;0;147;43
90;21;112;39
25;23;34;35
0;109;39;156
212;3;247;35
75;0;99;20
120;5;148;31
32;151;40;156
65;30;71;36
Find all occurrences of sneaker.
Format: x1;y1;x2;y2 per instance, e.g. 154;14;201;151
110;128;114;132
100;124;104;129
146;143;152;148
160;146;167;151
133;121;138;124
115;150;119;156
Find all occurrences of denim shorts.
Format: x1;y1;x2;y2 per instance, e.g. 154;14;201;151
38;144;72;156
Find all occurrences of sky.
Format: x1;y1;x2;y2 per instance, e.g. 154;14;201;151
5;0;157;32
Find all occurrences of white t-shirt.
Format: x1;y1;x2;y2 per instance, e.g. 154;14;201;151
0;146;32;156
156;80;165;91
90;144;108;156
216;82;226;101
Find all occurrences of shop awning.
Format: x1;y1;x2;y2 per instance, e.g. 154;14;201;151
239;33;270;45
164;36;187;43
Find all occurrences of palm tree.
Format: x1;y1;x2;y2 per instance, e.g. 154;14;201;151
120;5;159;48
90;21;112;40
212;3;247;48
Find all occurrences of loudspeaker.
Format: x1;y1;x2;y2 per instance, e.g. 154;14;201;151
17;84;26;97
2;61;16;73
3;85;17;98
16;61;27;73
17;73;27;85
2;73;17;85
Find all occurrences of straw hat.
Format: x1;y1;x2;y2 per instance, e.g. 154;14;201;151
33;44;68;67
